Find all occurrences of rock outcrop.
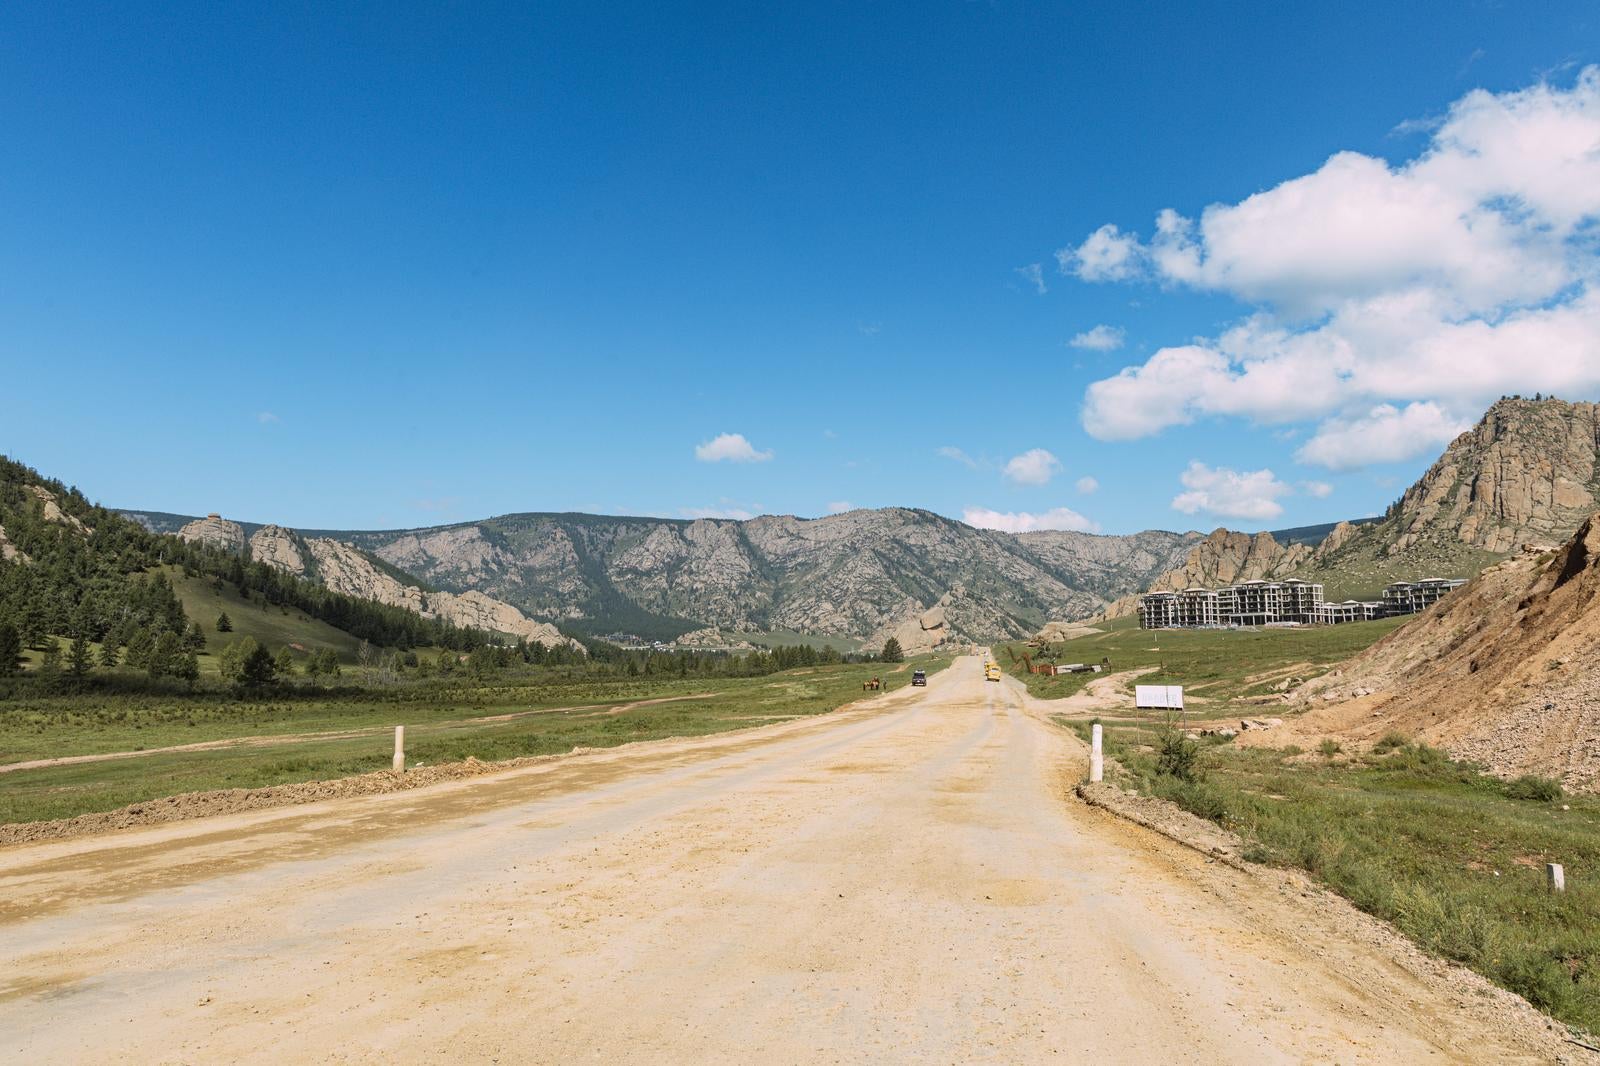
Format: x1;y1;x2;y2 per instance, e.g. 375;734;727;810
26;485;91;535
1261;516;1600;791
247;524;307;575
179;514;587;649
239;527;581;652
1383;398;1600;556
177;513;245;554
0;524;28;563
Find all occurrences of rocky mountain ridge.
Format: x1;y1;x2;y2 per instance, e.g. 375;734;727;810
141;508;1200;645
1102;398;1600;616
170;517;580;651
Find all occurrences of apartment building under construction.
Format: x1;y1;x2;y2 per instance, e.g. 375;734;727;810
1138;576;1465;630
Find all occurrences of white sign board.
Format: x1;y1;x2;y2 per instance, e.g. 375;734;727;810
1135;684;1185;710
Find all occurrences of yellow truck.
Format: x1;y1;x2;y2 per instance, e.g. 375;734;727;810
984;661;1002;682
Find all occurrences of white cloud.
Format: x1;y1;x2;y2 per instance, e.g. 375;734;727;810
1170;462;1290;521
1068;325;1126;351
257;411;279;425
1002;448;1062;486
1059;223;1143;281
826;500;854;514
1075;475;1100;494
694;432;773;463
1070;69;1600;463
1295;402;1469;471
1015;263;1047;294
1300;480;1334;498
937;445;978;469
963;506;1100;534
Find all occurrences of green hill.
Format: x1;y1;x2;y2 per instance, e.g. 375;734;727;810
168;568;368;670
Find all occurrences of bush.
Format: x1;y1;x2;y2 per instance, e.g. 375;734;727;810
1155;728;1201;782
1318;738;1343;758
1505;774;1564;802
1372;731;1410;754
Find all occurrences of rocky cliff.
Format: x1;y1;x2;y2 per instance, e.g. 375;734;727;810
1376;397;1600;556
178;514;246;554
332;509;1198;645
171;519;582;651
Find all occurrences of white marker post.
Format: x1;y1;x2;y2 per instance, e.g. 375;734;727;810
393;725;405;774
1090;723;1104;784
1548;863;1566;893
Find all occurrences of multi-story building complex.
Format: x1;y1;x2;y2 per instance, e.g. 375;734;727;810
1381;578;1467;615
1311;600;1386;625
1136;574;1464;629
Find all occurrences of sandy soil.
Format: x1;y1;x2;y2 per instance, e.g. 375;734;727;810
0;657;1573;1063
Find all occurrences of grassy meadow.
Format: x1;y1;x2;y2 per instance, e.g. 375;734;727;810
0;655;948;826
999;612;1407;707
1084;720;1600;1033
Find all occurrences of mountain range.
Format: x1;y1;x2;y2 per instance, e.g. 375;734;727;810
121;396;1600;648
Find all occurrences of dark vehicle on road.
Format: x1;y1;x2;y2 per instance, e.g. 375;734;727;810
911;669;927;686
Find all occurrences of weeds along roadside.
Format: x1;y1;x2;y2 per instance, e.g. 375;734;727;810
1074;717;1600;1034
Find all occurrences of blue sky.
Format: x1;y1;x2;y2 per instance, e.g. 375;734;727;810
2;2;1597;534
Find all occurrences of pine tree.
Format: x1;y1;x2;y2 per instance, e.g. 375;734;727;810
149;631;183;679
37;639;62;687
124;628;156;671
67;632;93;681
172;651;200;686
185;620;208;652
239;643;277;689
316;648;340;678
98;639;121;669
275;645;296;678
0;622;21;676
216;611;233;633
880;637;904;663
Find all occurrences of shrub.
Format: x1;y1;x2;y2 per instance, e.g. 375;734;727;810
1318;738;1343;758
1372;731;1410;754
1505;774;1564;802
1156;728;1201;782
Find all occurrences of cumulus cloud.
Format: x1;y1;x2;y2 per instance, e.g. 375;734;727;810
937;445;979;469
1075;475;1100;494
1002;448;1062;486
1295;402;1469;471
1300;480;1334;498
1170;462;1290;521
1058;224;1143;281
963;506;1100;534
826;500;854;514
1068;324;1126;351
1015;263;1047;294
694;432;773;463
1070;68;1600;464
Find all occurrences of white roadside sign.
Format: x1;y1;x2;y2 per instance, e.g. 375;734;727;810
1135;684;1185;710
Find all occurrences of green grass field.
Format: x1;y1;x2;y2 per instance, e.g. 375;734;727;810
1084;721;1600;1033
0;656;949;826
169;567;369;669
999;613;1407;707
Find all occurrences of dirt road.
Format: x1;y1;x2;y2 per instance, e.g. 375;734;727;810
0;657;1563;1062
